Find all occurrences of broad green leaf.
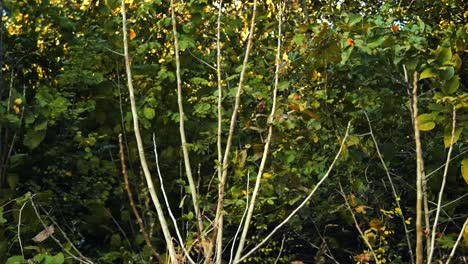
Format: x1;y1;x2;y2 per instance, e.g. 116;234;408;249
416;113;436;131
6;256;25;264
143;107;155;120
436;46;452;65
443;76;460;94
462;159;468;185
44;253;64;264
341;46;354;64
420;68;437;80
439;66;454;80
278;81;290;91
443;126;462;148
348;14;362;26
23;129;47;150
367;36;385;48
452;53;462;69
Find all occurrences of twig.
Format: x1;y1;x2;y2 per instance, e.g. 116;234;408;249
228;171;250;264
445;217;468;264
338;182;379;263
425;149;468;180
273;234;286;264
237;121;352;263
29;196;93;264
17;197;30;257
120;1;178;262
118;134;161;261
152;133;196;264
170;0;205;250
232;4;282;262
364;112;414;263
428;106;457;263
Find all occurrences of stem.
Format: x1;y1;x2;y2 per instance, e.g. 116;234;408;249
170;0;204;247
208;0;259;261
120;1;178;262
445;217;468;264
233;3;282;262
427;106;456;263
214;1;224;263
412;71;424;264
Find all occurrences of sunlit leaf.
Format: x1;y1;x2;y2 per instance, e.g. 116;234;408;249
416;113;436;131
461;159;468;185
420;67;438;80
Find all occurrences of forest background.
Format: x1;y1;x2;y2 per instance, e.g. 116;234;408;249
0;0;467;263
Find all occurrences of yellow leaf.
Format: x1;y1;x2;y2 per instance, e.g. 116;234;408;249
464;224;468;248
416;113;436;131
129;29;136;40
444;126;462;148
14;98;22;105
262;172;273;179
462;159;468;185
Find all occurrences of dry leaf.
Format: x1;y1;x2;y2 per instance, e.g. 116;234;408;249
32;225;54;242
129;29;136;40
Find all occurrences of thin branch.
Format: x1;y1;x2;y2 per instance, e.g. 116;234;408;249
187;49;216;71
237;121;352;263
338;182;379;263
120;1;178;262
208;0;259;261
152;133;196;264
428;106;457;264
17;198;29;257
228;171;250;264
233;4;283;262
29;196;93;264
364;112;414;263
412;71;424;264
273;234;286;264
215;1;225;263
426;149;468;180
119;134;161;261
170;0;205;249
445;217;468;264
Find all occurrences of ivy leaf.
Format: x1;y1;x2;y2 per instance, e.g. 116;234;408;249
416;113;436;131
462;159;468;185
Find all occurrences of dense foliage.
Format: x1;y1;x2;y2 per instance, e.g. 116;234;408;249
0;0;467;263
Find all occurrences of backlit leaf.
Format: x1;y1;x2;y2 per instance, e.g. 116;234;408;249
461;159;468;185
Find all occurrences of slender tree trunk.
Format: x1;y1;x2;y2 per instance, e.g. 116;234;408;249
120;1;178;263
170;0;205;252
412;71;424;264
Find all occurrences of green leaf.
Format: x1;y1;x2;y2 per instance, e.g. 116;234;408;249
341;46;354;64
143;107;155;120
23;129;47;150
439;66;454;80
420;68;438;80
278;81;290;91
6;256;25;264
443;76;460;94
416;113;436;131
348;14;362;26
436;46;452;66
367;36;385;48
44;253;64;264
462;159;468;185
443;126;462;148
